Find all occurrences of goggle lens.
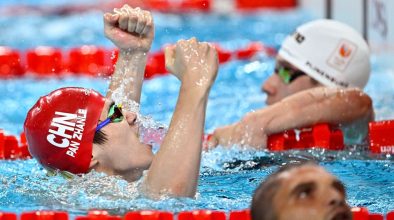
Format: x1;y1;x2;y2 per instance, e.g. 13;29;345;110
96;104;124;132
108;104;123;122
277;67;291;84
275;62;306;84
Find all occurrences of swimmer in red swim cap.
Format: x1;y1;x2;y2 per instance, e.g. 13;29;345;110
24;4;219;198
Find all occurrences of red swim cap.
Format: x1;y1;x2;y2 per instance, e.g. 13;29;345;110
24;87;106;174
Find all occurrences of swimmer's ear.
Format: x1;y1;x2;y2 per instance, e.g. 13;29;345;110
89;156;99;170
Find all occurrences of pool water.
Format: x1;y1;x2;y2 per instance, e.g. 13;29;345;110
0;2;394;216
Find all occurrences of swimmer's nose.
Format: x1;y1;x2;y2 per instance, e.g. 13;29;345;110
125;112;137;125
327;188;345;207
262;74;278;95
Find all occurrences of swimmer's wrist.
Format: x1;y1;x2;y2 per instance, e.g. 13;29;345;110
112;50;148;81
179;72;215;92
241;111;270;135
116;50;148;71
119;49;148;58
180;84;210;97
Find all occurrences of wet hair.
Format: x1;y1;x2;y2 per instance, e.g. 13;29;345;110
250;161;318;220
93;130;108;145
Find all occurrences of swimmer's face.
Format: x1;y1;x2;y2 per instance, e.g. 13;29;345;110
91;100;153;181
261;56;320;105
272;165;351;220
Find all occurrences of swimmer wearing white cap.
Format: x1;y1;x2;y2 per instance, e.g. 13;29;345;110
208;19;373;149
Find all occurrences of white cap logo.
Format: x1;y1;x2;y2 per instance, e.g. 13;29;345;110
327;40;357;72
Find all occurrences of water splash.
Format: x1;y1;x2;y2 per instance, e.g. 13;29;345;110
138;115;167;148
111;86;140;113
110;86;168;146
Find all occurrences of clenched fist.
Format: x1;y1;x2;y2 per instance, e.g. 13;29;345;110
104;4;154;53
165;38;219;91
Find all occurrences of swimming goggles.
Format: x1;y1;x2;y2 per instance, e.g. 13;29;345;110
275;61;306;84
96;103;124;132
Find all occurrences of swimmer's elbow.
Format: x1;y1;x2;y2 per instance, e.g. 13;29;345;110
142;181;196;199
345;89;373;119
169;183;196;198
157;181;195;198
360;95;374;121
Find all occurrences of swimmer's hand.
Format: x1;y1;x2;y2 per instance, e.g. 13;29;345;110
104;4;154;53
207;113;267;149
164;38;218;91
206;123;240;149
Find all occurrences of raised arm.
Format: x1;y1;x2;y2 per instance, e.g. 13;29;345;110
208;87;373;149
143;38;218;197
103;5;154;107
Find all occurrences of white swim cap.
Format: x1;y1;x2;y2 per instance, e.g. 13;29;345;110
278;19;371;89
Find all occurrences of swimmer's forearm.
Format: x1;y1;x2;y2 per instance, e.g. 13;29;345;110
145;88;208;197
106;50;148;104
250;87;373;135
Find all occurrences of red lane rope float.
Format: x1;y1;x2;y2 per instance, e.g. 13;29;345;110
0;47;24;78
369;214;385;220
369;120;394;154
234;42;276;59
267;120;394;153
145;50;167;79
0;212;17;220
143;0;211;12
178;210;226;220
76;210;122;220
267;123;344;151
388;211;394;220
0;130;31;160
213;45;232;64
351;207;387;220
0;42;276;79
236;0;297;10
1;209;394;220
142;0;297;12
26;46;63;75
228;210;250;220
68;46;107;76
21;211;69;220
124;211;173;220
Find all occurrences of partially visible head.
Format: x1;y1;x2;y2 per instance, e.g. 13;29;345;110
24;87;153;181
262;19;370;105
262;56;321;105
251;162;351;220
